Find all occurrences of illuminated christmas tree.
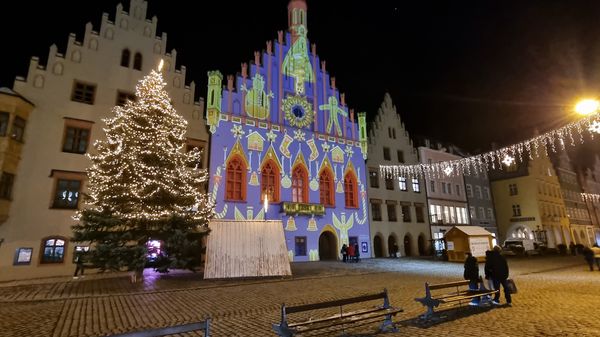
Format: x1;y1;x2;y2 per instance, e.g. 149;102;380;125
73;61;214;280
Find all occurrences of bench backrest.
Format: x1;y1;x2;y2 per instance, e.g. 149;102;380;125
108;319;210;337
285;290;388;314
427;279;471;291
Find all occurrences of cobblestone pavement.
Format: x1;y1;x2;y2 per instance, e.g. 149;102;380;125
0;255;599;337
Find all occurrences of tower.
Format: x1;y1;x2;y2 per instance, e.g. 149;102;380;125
207;71;223;133
288;0;307;42
358;112;368;160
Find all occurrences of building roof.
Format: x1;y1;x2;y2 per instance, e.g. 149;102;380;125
447;225;493;237
0;87;35;106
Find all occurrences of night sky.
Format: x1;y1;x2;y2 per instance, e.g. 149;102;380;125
2;0;600;162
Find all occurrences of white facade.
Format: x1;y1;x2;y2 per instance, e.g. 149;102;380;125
366;94;430;257
0;0;209;281
419;146;469;244
578;156;600;245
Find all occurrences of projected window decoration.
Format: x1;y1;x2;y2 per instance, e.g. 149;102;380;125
283;95;314;128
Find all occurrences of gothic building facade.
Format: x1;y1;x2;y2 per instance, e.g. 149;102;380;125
206;0;371;261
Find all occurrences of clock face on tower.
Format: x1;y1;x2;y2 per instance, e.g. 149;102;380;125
283;95;314;128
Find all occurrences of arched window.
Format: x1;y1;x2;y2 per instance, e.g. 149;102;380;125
292;164;308;203
40;236;66;263
226;156;246;201
133;52;143;70
344;172;358;208
261;160;280;203
120;49;130;67
319;168;334;207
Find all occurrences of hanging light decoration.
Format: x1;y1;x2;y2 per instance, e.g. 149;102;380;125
502;154;515;167
380;109;600;179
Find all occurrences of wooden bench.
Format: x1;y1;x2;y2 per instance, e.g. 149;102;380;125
272;289;403;337
415;276;498;320
108;318;210;337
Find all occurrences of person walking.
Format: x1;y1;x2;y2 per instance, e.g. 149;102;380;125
591;244;600;271
569;242;577;256
341;244;348;263
464;252;480;305
488;246;512;306
583;245;595;271
73;251;85;279
392;242;399;258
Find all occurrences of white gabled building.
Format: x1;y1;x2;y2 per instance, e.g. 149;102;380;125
366;93;430;257
418;143;469;252
0;0;209;281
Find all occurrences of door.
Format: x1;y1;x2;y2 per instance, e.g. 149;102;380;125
318;231;338;260
404;234;412;257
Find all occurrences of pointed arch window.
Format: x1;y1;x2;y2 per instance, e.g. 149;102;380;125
133;52;143;70
319;168;334;207
292;164;308;203
344;172;358;208
226;156;246;201
261;160;280;203
120;49;130;67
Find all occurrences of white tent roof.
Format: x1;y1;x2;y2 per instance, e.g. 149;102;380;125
447;226;492;236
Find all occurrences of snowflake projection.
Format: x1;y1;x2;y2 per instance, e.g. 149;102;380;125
444;166;453;176
266;129;278;143
231;125;245;139
293;129;306;141
321;142;331;153
345;145;354;158
502;154;515;166
589;120;600;134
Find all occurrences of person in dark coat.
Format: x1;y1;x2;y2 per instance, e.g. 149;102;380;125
73;251;85;279
569;242;577;256
354;243;360;262
464;252;480;305
341;244;348;263
583;245;595;271
488;246;512;306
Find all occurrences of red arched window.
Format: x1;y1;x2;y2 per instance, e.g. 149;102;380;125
344;172;358;208
319;168;335;207
226;156;246;201
261;160;280;202
292;165;308;203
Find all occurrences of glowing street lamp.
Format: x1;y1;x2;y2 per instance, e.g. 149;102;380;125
575;99;600;116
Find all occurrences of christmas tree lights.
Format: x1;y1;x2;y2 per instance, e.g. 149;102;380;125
73;62;214;277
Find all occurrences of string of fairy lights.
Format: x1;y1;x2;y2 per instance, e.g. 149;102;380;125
380;107;600;180
76;60;214;222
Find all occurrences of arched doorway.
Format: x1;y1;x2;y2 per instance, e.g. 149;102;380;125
418;234;426;256
318;231;337;260
373;235;384;258
403;234;412;257
388;235;398;257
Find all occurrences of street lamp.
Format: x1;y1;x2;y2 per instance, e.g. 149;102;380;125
574;99;600;116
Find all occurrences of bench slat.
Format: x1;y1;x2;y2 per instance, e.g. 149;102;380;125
109;321;209;337
286;292;386;314
434;289;494;300
294;308;403;333
428;280;471;290
439;292;495;303
288;306;398;328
